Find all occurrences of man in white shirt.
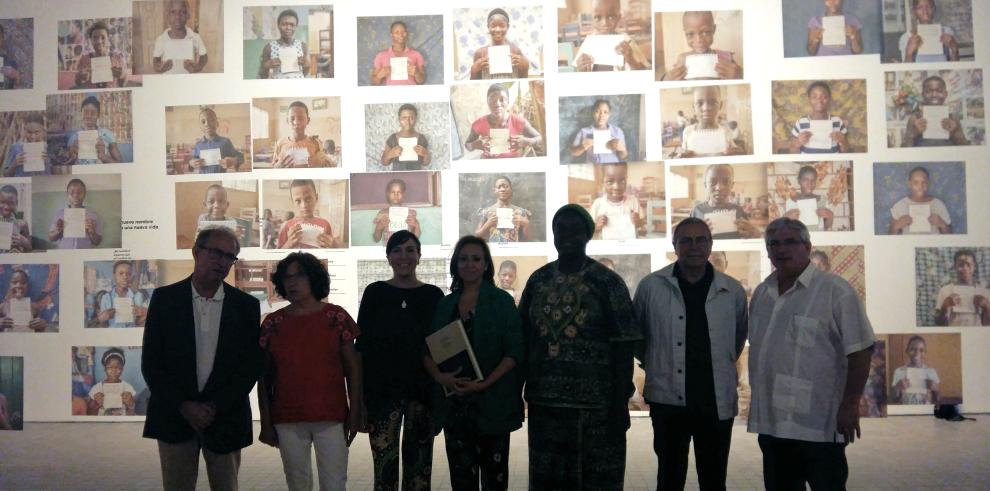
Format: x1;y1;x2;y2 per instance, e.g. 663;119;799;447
748;217;874;489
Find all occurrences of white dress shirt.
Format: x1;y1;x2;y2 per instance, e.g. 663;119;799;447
192;284;225;392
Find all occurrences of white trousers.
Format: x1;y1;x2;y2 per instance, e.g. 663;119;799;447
274;421;348;491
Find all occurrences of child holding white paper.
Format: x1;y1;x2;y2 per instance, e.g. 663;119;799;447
276;179;342;249
899;0;959;63
470;8;530;80
373;179;420;244
87;348;136;416
74;21;126;88
152;0;208;74
935;249;990;326
67;96;122;165
95;261;148;328
889;166;951;235
0;186;32;253
0;24;23;90
806;0;863;56
475;175;531;244
783;166;834;231
891;336;940;404
260;9;308;79
590;163;643;240
788;81;849;154
188;107;243;174
662;11;742;81
569;99;628;163
271;101;334;168
574;0;650;71
194;184;250;248
380;104;431;170
676;86;745;158
0;269;47;332
902;75;969;147
48;179;102;249
464;84;542;159
688;164;760;239
3;113;50;177
372;20;425;85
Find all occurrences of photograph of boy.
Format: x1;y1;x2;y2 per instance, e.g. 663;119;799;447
244;5;333;79
492;255;547;307
669;163;767;240
661;84;752;158
886;69;983;147
132;0;223;75
558;0;652;72
32;175;121;250
655;10;743;82
888;333;962;406
0;265;58;333
0;18;33;90
350;172;441;247
568;162;666;239
458;172;546;244
71;346;147;416
365;102;450;171
882;0;972;63
83;261;152;328
874;162;965;235
452;7;542;80
0;183;33;254
57;18;139;89
46;92;133;167
0;356;24;430
781;0;882;58
1;112;50;178
767;161;853;231
559;95;644;164
165;104;249;174
174;180;258;249
252;97;341;168
916;247;990;327
358;15;441;86
262;179;348;249
451;81;546;160
772;80;867;154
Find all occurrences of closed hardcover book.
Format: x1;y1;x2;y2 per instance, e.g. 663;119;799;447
426;319;484;396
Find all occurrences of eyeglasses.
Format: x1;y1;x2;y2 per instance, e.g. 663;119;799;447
767;238;806;248
201;246;238;263
676;236;711;247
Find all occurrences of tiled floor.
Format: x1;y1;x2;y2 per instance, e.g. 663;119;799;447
1;416;987;490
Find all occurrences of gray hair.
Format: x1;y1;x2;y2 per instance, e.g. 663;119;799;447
764;217;811;246
194;226;240;254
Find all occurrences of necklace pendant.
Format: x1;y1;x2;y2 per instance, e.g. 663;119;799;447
401;300;407;309
548;342;560;359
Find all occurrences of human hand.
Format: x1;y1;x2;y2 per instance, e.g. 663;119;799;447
784;209;800;220
78;68;92;85
575;53;595;72
832;131;847;151
95;138;107;160
373;212;388;233
941;117;959;133
29;317;46;333
679;150;697;158
928;214;946;228
189;158;205;169
384;146;402;161
0;318;12;331
434;368;469;393
912;116;928;135
160;60;174;73
121;391;135;409
906;33;922;57
453;379;487;395
413;145;428;158
407;62;417;79
974;295;989;311
344;404;364;446
796;131;813;146
836;396;862;443
595;214;608;230
943;294;961;310
714;60;742;80
97;308;115;322
817;208;834;220
723;146;746;156
510;52;525;68
50;219;64;240
316;233;336;248
845;26;860;42
471;54;489;74
512;212;529;229
665;53;689;81
736;218;760;238
483;212;498;231
85;218;97;238
11;233;30;250
259;423;279;447
809;27;824;44
93;392;105;406
283;224;303;248
179;401;215;431
13;152;25;167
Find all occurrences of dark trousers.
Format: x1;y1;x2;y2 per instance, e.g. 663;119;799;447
367;399;435;491
758;434;848;491
649;403;733;491
443;404;510;491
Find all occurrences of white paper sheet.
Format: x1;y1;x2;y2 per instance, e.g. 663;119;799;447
908;203;932;233
90;55;113;84
199;148;221;166
22;141;45;172
113;296;134;324
685;53;718;79
0;221;12;250
289;148;310;166
705;209;736;236
164;38;194;61
952;285;977;314
279;49;300;73
917;23;944;56
806;120;835;150
388;206;409;232
64;207;87;238
487;45;512;75
77;130;99;160
602;213;635;240
299;222;324;246
822;16;846;47
389;56;408;80
905;367;929;395
688;128;728;155
593;129;612;154
496;208;514;229
796;198;820;227
489;129;510;155
398;137;418;161
9;297;31;328
922;105;950;140
101;383;123;409
575;34;625;67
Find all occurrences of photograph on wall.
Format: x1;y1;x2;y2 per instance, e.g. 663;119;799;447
668;163;768;240
568;162;666;240
873;161;966;235
46;91;134;168
0;356;23;430
133;0;224;75
660;84;753;159
887;333;962;405
766;161;854;231
57;18;140;89
357;15;442;86
0;18;33;90
251;96;342;168
350;171;442;247
31;175;122;250
654;10;743;82
261;179;348;249
243;5;333;79
364;102;451;172
71;346;146;416
175;180;258;250
1;111;51;177
357;258;450;303
737;345;751;419
808;245;866;304
664;250;762;302
558;94;645;164
884;68;984;147
450;81;546;160
82;260;168;328
880;0;972;63
780;0;882;58
861;336;887;417
916;247;990;327
165;103;251;175
0;264;59;333
557;0;652;73
452;6;543;80
459;172;546;245
493;255;548;306
0;182;34;254
234;259;326;318
771;79;868;154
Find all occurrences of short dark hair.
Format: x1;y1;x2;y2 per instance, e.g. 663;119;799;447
798;165;818;181
112;260;132;274
908;166;930;180
24;113;45;127
386;229;420;255
592;99;611;111
806;81;832;98
66;178;87;192
398;103;418;117
288;100;310;117
493;175;512;188
0;185;19;198
87;21;109;40
922;75;946;90
290;179;317;195
385;178;406;195
498;260;517;271
271;252;330;300
906;335;927;350
81;96;101;112
487;83;509;99
449;235;495;291
277;9;298;24
390;20;408;32
953;249;978;281
672;217;711;244
194;226;240;254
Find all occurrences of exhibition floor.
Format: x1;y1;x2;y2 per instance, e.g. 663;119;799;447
1;415;987;490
